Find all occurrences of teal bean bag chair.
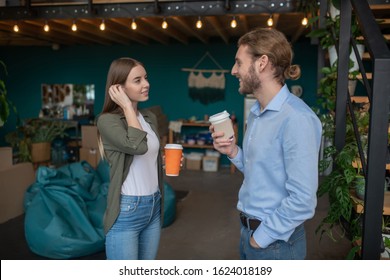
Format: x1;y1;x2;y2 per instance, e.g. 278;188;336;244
24;161;108;259
163;182;176;228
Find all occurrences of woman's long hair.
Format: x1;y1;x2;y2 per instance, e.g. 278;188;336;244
97;57;144;159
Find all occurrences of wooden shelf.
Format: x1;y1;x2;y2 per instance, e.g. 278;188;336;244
352;159;390;171
351;96;369;103
168;120;238;173
168;121;211;144
350;191;390;215
357;72;372;80
182;144;214;149
181;121;210;127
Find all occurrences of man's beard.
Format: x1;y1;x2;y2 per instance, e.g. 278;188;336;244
239;63;261;96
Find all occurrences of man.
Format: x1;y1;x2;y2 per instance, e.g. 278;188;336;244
211;28;322;260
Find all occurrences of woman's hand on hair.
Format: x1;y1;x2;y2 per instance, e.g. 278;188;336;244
109;84;132;110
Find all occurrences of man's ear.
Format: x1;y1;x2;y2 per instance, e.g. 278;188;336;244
255;55;269;73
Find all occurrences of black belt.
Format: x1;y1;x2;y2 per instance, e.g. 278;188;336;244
240;212;261;231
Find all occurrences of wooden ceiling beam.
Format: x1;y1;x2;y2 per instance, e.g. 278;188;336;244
131;20;170;45
291;24;308;44
272;13;280;29
0;21;69;46
171;16;208;44
49;19;105;45
140;17;189;45
111;18;169;45
205;16;229;44
24;20;78;45
108;18;149;45
238;15;249;35
78;19;131;45
60;20;113;45
0;28;45;46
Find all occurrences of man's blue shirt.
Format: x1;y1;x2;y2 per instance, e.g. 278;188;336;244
230;84;322;248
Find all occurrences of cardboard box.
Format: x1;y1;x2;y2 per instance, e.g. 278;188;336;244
81;125;98;149
185;153;203;170
79;147;101;168
0;162;35;223
186;158;202;170
0;147;13;170
202;156;219;172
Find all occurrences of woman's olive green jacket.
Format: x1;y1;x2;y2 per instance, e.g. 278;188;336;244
96;109;164;234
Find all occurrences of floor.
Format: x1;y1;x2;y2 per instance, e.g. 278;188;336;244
0;167;352;260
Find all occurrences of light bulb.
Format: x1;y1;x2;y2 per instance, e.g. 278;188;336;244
71;21;77;32
13;24;19;32
196;17;202;29
301;17;308;26
100;19;105;31
267;15;273;27
162;18;168;29
230;17;237;28
44;22;50;32
131;19;137;30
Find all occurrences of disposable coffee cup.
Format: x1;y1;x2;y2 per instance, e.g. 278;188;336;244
164;144;183;176
209;110;235;140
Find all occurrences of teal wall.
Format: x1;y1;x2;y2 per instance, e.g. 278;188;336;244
0;39;318;152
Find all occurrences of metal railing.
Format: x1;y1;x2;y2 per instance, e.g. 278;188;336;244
334;0;390;259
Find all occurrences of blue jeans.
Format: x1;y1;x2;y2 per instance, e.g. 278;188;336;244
105;191;161;260
240;223;306;260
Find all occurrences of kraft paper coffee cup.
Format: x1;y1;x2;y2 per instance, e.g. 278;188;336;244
164;144;183;176
209;110;234;140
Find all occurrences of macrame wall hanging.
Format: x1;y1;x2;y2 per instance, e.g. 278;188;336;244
182;52;229;105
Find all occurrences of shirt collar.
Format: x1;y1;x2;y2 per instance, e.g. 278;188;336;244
251;84;289;116
118;109;152;124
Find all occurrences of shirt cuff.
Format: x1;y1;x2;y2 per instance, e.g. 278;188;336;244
253;227;276;249
228;146;242;162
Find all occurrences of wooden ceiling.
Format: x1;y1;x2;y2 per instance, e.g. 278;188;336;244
0;1;389;47
0;13;311;46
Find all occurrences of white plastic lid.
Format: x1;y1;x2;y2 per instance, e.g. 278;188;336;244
164;144;183;149
208;110;230;124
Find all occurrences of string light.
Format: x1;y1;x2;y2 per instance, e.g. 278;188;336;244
43;21;50;32
71;20;77;32
162;18;168;29
99;19;106;31
131;18;137;30
301;16;308;26
13;23;19;32
196;17;202;29
230;16;237;28
267;15;273;27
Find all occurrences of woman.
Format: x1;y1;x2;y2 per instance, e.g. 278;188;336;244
97;57;164;260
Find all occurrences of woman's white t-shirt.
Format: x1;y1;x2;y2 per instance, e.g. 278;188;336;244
121;113;159;196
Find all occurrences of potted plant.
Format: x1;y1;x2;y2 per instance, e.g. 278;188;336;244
5;118;69;163
306;0;365;87
382;216;390;259
317;108;371;258
0;60;17;128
